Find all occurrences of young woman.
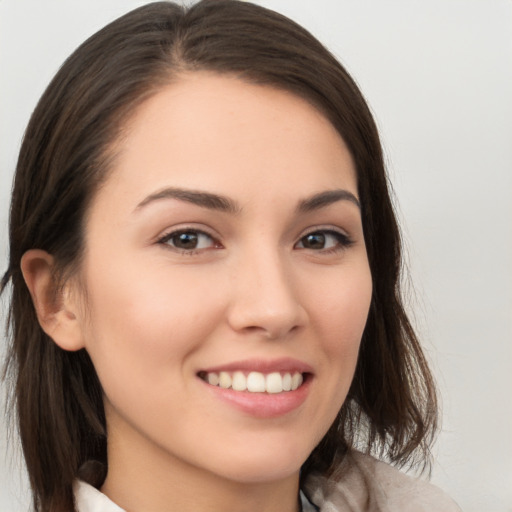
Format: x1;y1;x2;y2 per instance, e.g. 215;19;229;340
2;1;461;511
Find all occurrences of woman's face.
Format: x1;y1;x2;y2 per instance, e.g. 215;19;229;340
75;73;372;486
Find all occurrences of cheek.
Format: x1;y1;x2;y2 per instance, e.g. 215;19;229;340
80;260;226;385
313;263;372;354
298;265;372;448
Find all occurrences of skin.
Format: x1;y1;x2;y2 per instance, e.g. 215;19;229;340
23;73;372;512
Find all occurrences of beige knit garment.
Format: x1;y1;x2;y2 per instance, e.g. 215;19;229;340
303;451;462;512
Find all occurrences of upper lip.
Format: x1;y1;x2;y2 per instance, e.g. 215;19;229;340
198;357;313;375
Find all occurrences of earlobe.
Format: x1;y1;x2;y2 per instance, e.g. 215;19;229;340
21;249;85;351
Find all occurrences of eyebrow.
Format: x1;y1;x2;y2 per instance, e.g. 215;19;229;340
135;187;242;214
134;186;360;214
297;189;360;213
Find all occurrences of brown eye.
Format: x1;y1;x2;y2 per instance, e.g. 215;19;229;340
295;230;352;251
301;232;327;249
172;231;200;249
159;230;217;252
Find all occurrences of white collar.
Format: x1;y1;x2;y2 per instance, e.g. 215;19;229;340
73;481;125;512
74;481;317;512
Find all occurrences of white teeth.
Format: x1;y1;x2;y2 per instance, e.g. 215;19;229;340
231;371;247;391
207;373;219;386
247;372;266;392
265;372;282;394
202;370;305;393
291;372;303;390
282;373;292;391
219;371;232;389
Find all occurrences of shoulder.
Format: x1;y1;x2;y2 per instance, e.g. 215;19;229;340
302;451;462;512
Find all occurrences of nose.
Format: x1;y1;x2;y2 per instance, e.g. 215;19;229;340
226;248;307;340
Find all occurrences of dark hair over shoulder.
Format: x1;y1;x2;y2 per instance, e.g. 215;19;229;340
1;1;437;511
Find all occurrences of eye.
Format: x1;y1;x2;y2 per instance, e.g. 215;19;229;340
158;229;219;252
295;230;353;251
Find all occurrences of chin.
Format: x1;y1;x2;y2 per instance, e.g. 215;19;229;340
202;441;310;484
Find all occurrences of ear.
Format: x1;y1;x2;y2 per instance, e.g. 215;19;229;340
21;249;85;351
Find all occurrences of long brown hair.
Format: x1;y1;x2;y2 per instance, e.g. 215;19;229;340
2;1;437;511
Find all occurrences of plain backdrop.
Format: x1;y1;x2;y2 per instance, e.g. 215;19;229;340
1;1;511;511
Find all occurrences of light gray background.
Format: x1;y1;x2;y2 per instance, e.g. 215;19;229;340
1;1;511;510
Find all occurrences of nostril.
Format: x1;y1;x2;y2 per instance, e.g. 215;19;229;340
236;322;303;341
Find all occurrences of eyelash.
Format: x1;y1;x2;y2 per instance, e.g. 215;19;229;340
156;227;354;255
157;228;220;255
295;229;354;254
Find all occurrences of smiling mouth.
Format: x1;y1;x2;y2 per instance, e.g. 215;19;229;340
198;371;306;394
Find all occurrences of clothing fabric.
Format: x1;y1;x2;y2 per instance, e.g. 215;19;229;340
301;451;461;512
74;451;461;512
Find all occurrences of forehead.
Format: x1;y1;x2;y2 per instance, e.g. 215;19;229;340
95;72;357;211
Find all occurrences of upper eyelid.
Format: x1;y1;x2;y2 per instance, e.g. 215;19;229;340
297;225;351;239
156;228;221;255
154;223;353;246
296;229;352;243
294;227;355;249
156;225;219;242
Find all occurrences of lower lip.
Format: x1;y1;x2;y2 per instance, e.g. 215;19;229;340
200;376;311;419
